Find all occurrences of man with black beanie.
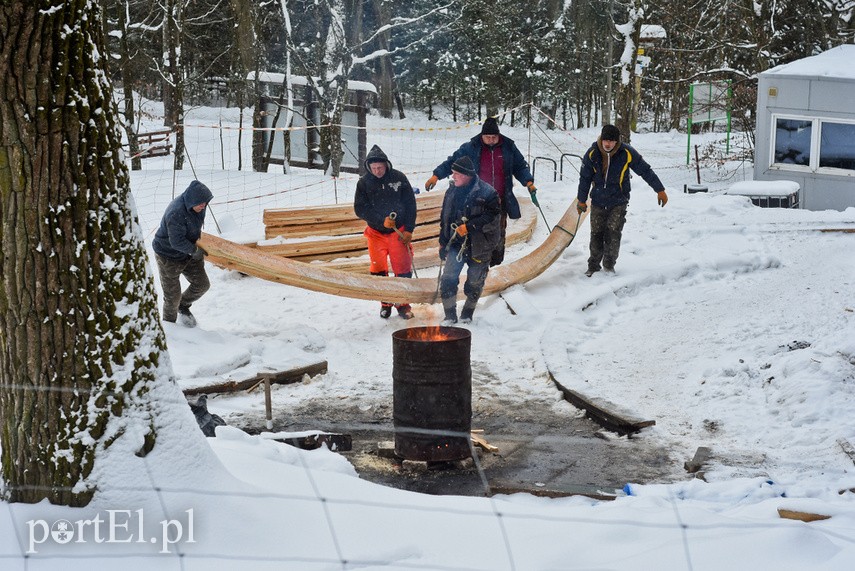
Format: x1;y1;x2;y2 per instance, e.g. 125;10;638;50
577;124;668;277
437;156;501;324
426;116;536;267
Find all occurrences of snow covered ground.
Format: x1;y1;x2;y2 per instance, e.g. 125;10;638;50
1;106;853;569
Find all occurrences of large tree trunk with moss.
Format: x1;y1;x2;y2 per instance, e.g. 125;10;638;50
0;0;167;506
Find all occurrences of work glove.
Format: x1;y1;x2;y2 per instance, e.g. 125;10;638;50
657;190;668;207
399;231;413;245
191;246;206;261
383;216;396;229
577;202;588;214
455;223;468;237
526;181;539;207
425;175;439;192
439;248;447;262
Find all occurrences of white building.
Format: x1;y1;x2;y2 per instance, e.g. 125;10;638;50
754;44;855;211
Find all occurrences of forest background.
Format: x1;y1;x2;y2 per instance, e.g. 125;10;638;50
105;0;855;174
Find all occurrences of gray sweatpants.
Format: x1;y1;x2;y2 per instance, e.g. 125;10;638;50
155;254;210;322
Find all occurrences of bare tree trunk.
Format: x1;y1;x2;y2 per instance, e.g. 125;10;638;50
614;3;642;142
114;2;142;170
0;0;167;506
370;0;405;120
231;0;267;172
163;0;185;169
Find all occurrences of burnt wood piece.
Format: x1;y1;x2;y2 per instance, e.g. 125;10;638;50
279;433;352;452
838;438;855;465
489;482;621;501
182;361;328;396
547;370;655;435
684;446;712;473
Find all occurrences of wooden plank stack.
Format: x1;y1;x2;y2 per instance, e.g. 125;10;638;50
254;190;537;272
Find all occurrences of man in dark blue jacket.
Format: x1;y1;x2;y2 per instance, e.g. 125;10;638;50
437;157;501;325
427;117;536;266
152;180;213;326
577;124;668;277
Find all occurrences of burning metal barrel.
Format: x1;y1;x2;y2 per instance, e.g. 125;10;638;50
392;326;472;462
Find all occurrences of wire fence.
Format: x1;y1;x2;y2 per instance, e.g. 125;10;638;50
0;105;778;569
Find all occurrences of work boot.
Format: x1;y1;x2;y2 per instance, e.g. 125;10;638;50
441;297;457;325
380;303;393;319
585;267;599;278
177;305;197;328
459;297;477;324
397;304;414;320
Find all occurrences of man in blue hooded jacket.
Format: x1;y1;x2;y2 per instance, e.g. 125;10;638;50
577;124;668;277
152;180;214;326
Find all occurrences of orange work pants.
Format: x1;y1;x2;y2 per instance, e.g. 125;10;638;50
364;226;413;276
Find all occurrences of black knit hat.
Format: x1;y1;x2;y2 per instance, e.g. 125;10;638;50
600;124;621;142
451;156;476;177
481;117;500;135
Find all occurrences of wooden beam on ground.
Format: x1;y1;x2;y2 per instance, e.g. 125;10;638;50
277;433;353;452
684;446;712;473
182;361;328;396
471;432;499;453
489;481;621;501
777;508;831;523
547;368;655;435
838;438;855;465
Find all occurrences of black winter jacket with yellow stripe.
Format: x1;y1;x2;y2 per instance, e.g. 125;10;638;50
577;141;664;209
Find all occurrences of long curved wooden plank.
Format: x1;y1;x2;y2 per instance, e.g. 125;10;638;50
318;200;537;272
199;199;587;304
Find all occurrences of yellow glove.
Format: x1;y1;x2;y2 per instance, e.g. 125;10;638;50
657;190;668;207
425;175;439;191
383;216;396;229
455;224;468;237
577;202;588;214
399;231;413;244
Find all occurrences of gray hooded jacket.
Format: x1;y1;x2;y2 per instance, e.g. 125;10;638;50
152;180;214;260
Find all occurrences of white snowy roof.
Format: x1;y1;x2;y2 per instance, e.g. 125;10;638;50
247;71;377;94
762;44;855;80
726;180;800;197
640;25;666;40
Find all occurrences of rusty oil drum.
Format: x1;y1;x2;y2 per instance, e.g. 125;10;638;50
392;326;472;461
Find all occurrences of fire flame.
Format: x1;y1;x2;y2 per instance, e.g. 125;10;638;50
406;326;453;342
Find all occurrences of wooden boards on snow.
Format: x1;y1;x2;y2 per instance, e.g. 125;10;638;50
198;198;588;304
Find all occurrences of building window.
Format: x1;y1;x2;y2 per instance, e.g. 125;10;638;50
819;122;855;172
773;118;812;166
